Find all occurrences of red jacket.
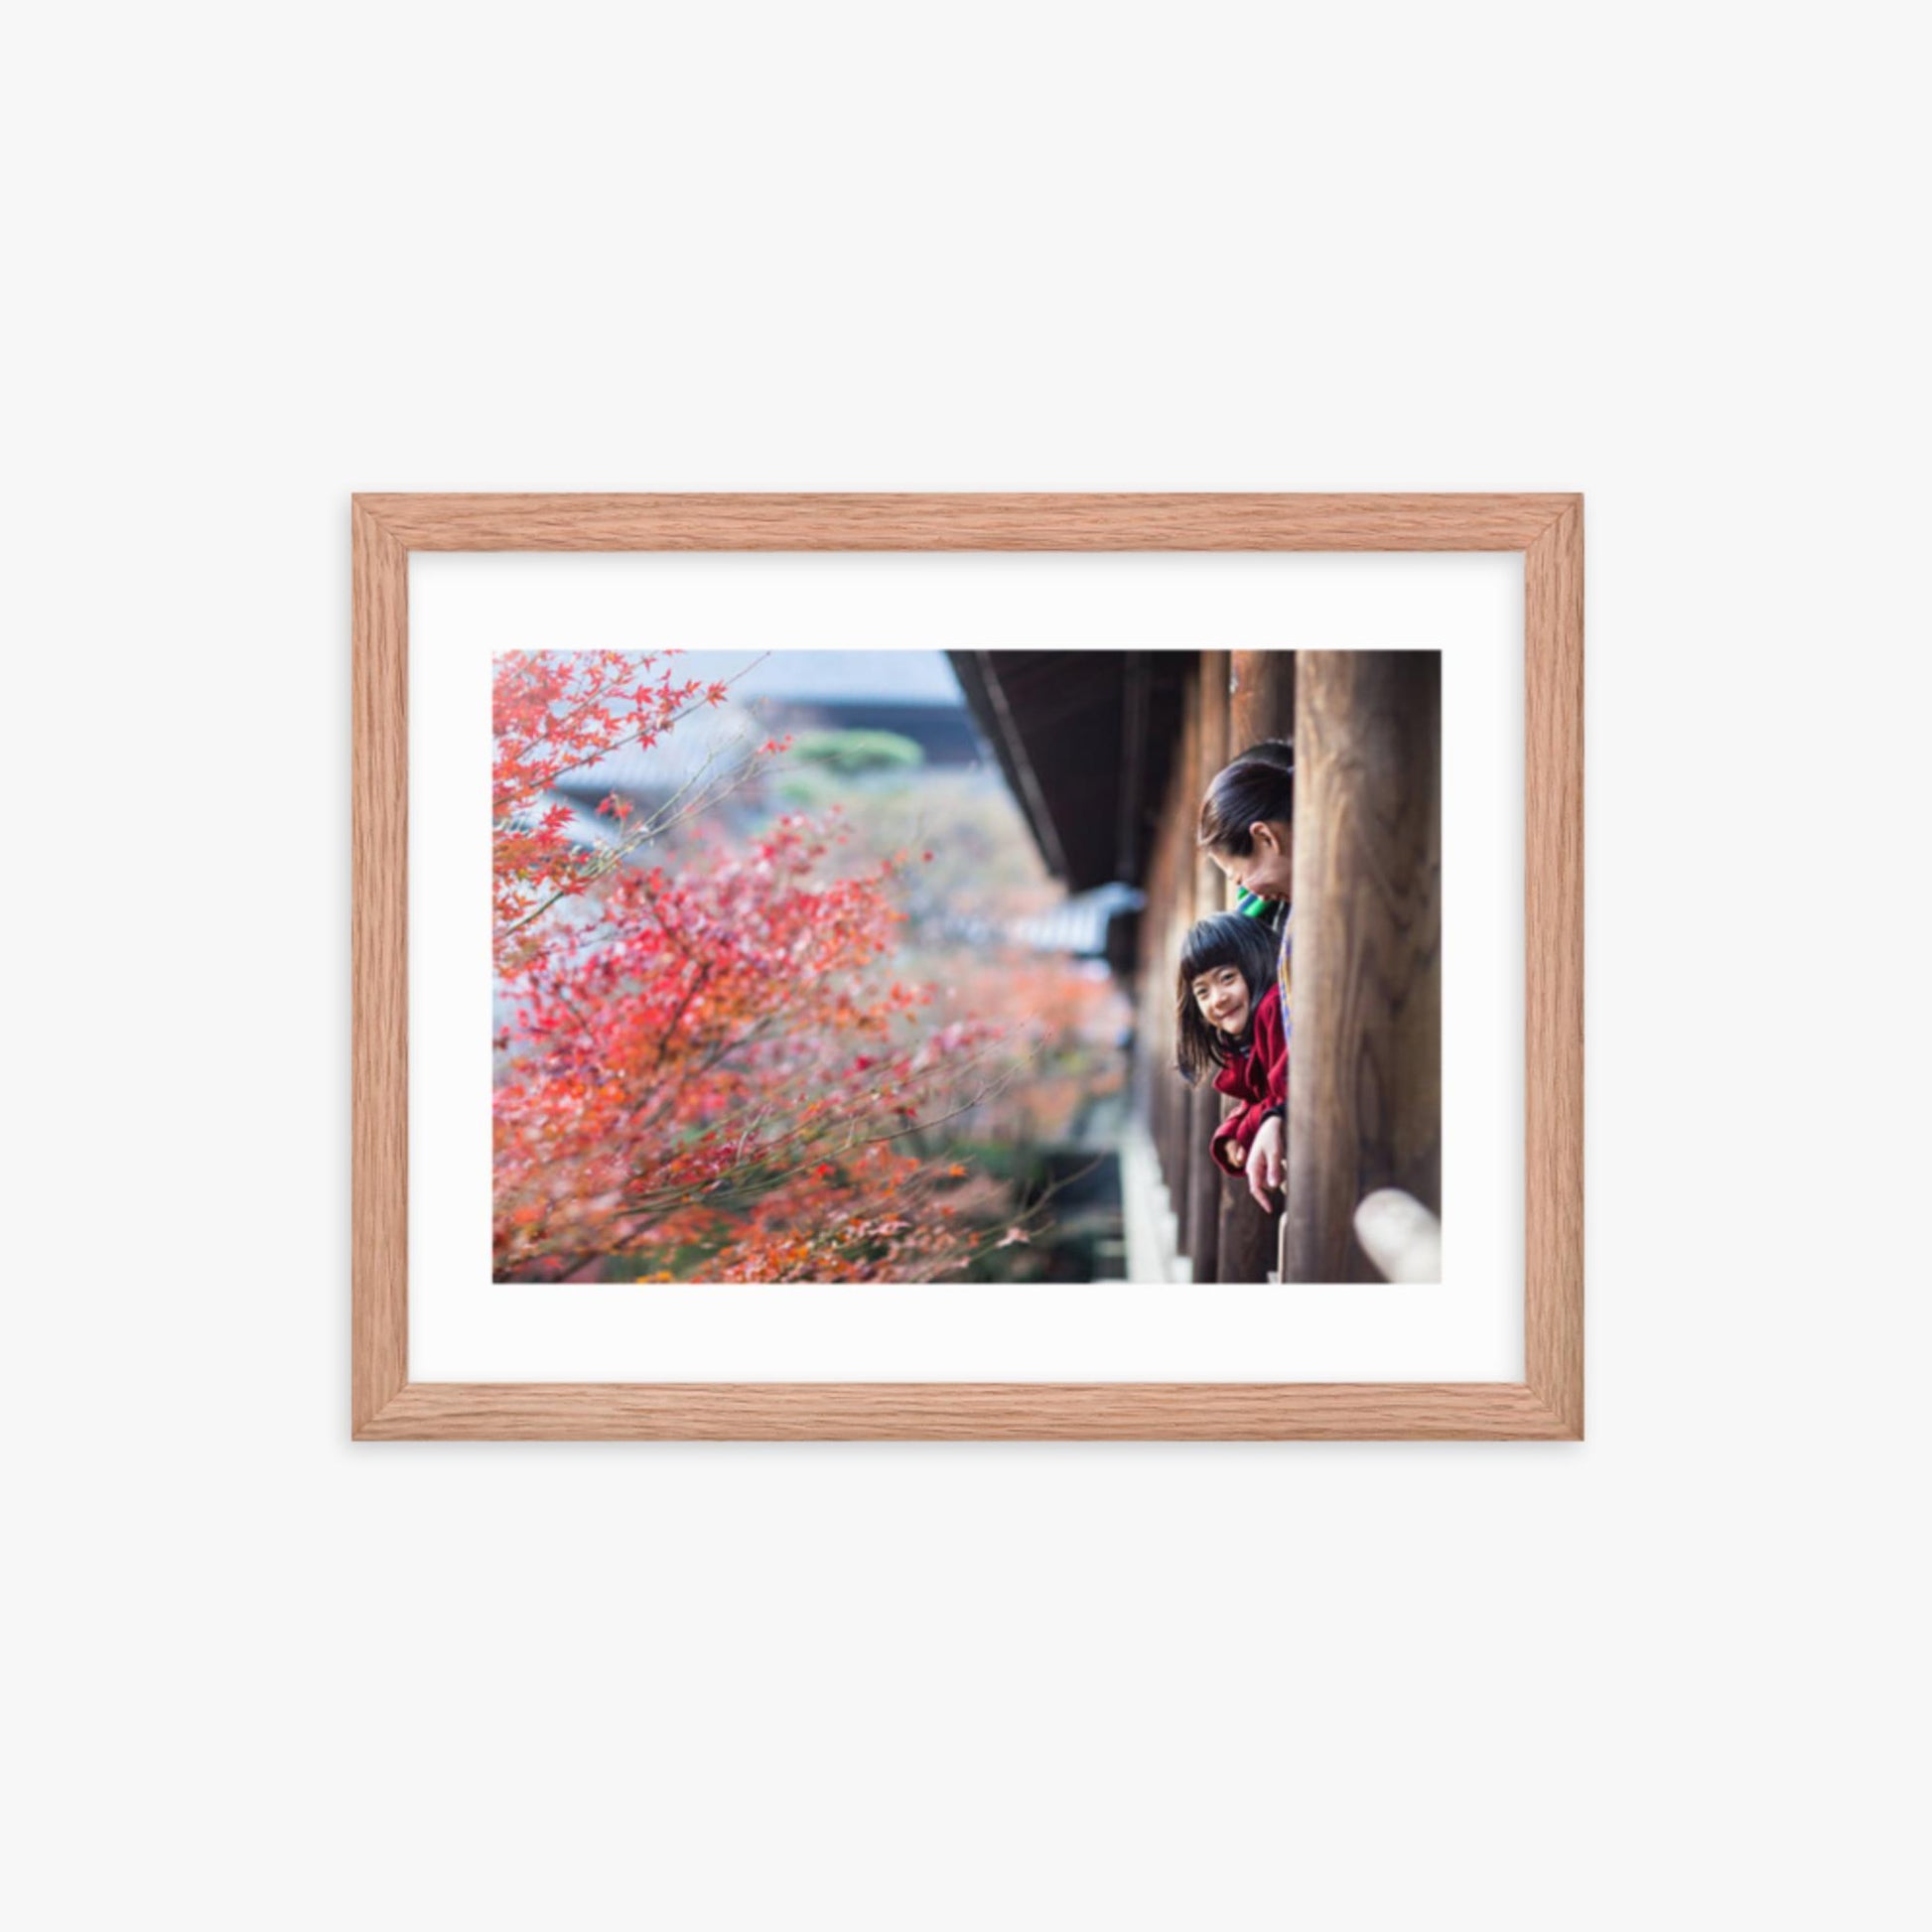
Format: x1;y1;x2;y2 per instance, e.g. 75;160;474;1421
1209;983;1288;1175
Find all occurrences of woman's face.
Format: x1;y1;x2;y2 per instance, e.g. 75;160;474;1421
1211;818;1294;902
1190;963;1253;1038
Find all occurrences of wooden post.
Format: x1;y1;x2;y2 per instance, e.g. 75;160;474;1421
1228;648;1295;762
1185;653;1228;1283
1141;764;1175;1220
1169;672;1199;1260
1218;650;1293;1282
1284;651;1442;1283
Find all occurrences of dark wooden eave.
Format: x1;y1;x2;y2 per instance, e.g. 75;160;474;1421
947;650;1191;893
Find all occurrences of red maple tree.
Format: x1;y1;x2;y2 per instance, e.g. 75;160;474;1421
492;650;1018;1282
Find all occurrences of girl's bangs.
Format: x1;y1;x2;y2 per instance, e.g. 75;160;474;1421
1179;910;1277;990
1180;928;1243;982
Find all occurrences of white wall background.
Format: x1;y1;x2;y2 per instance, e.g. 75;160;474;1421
9;5;1924;1928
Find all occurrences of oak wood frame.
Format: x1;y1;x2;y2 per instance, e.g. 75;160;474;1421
353;493;1583;1441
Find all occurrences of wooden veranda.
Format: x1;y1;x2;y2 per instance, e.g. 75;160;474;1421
952;647;1441;1283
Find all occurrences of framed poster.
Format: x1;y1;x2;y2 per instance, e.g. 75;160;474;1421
353;494;1582;1439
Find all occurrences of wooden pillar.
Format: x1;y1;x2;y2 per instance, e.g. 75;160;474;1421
1284;651;1442;1283
1218;649;1293;1282
1166;776;1192;1233
1184;653;1229;1282
1228;648;1295;761
1169;672;1199;1259
1141;764;1175;1205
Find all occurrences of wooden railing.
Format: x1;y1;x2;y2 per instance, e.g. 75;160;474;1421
1351;1188;1443;1284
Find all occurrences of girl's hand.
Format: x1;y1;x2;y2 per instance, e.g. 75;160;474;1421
1228;1143;1246;1169
1247;1116;1285;1211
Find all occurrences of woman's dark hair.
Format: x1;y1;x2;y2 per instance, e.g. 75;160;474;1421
1235;738;1295;770
1197;747;1294;856
1174;912;1282;1083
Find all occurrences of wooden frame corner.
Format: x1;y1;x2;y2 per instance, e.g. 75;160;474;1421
352;493;1584;1442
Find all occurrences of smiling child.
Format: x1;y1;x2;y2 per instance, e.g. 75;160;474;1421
1174;912;1288;1179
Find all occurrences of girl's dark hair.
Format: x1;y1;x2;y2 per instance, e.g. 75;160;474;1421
1196;746;1294;856
1174;912;1281;1083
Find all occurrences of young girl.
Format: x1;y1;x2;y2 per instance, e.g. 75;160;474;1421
1174;913;1289;1178
1195;747;1295;1204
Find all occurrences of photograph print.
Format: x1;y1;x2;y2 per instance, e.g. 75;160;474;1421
492;645;1440;1286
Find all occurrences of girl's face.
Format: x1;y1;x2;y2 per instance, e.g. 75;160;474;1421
1211;818;1294;902
1190;962;1253;1038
